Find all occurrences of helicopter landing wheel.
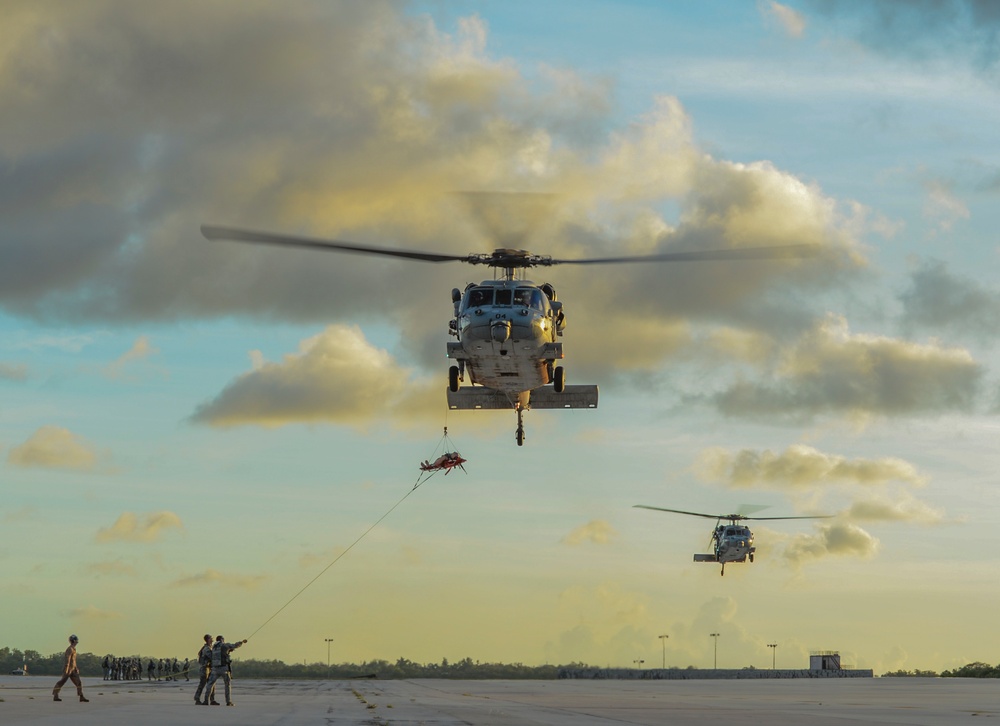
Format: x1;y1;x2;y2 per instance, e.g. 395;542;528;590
749;553;754;563
449;365;460;392
553;366;565;393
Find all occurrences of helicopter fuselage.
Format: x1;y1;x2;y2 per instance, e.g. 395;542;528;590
448;279;564;394
712;524;755;565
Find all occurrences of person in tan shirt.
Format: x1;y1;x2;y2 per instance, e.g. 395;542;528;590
53;634;89;702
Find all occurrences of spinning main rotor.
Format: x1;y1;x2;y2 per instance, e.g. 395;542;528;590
201;224;816;280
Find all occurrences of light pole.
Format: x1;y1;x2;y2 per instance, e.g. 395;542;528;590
658;634;669;669
709;633;720;669
768;643;777;670
324;638;334;673
633;659;644;669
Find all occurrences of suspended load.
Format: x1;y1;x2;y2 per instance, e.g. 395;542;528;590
419;451;467;475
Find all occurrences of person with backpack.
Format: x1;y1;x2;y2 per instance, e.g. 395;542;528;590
202;635;246;706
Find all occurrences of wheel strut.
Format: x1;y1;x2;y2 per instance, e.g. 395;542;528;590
515;406;525;446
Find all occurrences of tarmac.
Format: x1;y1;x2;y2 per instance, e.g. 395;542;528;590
1;675;997;725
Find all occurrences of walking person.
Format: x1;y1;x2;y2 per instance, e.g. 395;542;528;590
194;634;218;706
203;635;246;707
52;634;89;703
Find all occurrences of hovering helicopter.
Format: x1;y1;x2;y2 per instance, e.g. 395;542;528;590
633;505;832;575
202;217;814;445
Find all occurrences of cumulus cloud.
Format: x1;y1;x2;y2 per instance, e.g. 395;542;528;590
173;568;267;590
562;520;618;546
761;1;807;38
922;178;970;232
95;511;183;543
104;335;159;379
695;444;926;489
191;324;439;428
843;494;945;524
898;259;1000;336
0;2;871;386
712;314;982;419
0;362;29;381
65;605;123;621
7;425;103;471
781;522;880;565
87;559;138;577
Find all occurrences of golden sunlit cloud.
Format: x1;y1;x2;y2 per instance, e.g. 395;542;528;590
66;605;123;621
87;559;138;577
562;520;618;546
713;314;981;419
191;324;439;429
781;522;880;565
7;425;102;471
95;511;183;544
762;1;806;38
104;335;159;379
694;444;926;488
173;568;267;590
0;362;28;380
843;495;945;524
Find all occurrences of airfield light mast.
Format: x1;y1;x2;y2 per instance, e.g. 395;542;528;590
768;643;778;670
659;634;669;669
325;638;334;674
709;633;720;669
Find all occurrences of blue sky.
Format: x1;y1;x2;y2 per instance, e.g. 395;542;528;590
2;0;1000;672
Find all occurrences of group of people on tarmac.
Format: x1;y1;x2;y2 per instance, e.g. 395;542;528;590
53;632;248;708
193;633;247;707
143;656;190;681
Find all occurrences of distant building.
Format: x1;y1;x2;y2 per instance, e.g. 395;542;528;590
810;651;842;671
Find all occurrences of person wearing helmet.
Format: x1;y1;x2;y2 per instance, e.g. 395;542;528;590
194;634;219;705
202;634;246;706
52;634;89;703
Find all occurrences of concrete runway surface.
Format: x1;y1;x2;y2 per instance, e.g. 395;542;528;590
1;675;997;724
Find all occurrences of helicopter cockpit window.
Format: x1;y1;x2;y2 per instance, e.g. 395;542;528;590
466;288;493;308
494;289;513;306
515;288;545;310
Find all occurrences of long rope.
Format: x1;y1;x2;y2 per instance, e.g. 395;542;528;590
246;471;437;642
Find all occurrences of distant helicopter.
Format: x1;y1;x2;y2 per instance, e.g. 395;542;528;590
634;505;831;575
202;216;813;445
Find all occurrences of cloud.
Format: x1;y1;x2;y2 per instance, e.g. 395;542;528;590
808;0;1000;73
95;511;183;543
898;259;1000;336
65;605;123;621
842;495;945;524
7;425;103;471
0;362;29;381
761;1;807;38
711;314;982;419
562;520;618;546
781;522;880;565
695;444;926;489
922;178;970;232
0;3;872;388
87;559;138;577
172;568;267;590
104;335;159;379
190;324;439;428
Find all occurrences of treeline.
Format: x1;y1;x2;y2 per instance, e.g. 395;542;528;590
882;662;1000;678
1;648;588;680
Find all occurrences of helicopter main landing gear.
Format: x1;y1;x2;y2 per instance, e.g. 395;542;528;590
449;365;460;392
515;405;525;446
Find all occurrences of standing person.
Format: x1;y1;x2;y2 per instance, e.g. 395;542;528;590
52;634;89;703
203;635;246;707
147;658;155;680
194;634;218;706
183;656;190;681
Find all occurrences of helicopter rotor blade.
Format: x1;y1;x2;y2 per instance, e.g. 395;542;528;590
633;505;722;520
201;225;475;264
741;514;834;521
549;244;819;266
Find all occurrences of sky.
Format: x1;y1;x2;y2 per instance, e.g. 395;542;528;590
2;0;1000;674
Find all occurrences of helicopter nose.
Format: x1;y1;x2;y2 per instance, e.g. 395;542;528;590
491;319;511;343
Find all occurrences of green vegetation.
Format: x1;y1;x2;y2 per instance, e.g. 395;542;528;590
940;662;1000;678
881;669;939;677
